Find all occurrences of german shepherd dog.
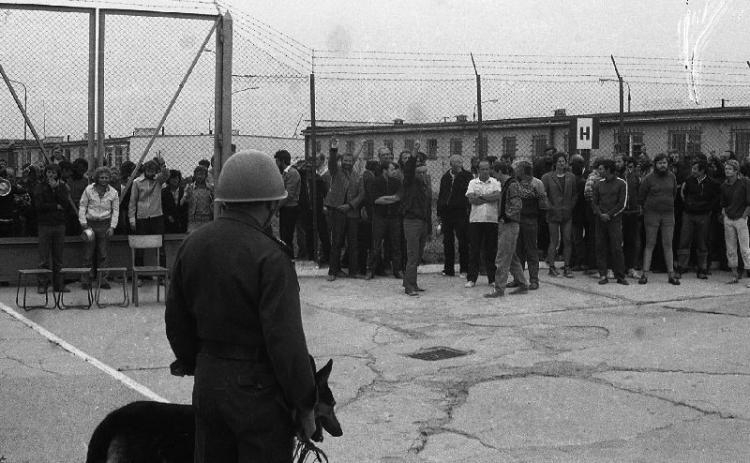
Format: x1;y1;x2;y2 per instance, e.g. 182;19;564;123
86;358;342;463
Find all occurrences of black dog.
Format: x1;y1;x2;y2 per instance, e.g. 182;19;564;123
86;358;341;463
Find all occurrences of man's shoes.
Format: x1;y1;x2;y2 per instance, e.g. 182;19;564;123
509;285;528;295
326;274;337;282
638;274;648;285
616;277;630;285
697;270;708;280
529;281;539;290
99;280;112;290
365;272;374;280
464;281;476;288
627;268;638;279
548;266;560;277
393;271;404;279
668;274;681;286
405;288;419;297
598;276;609;285
350;273;366;280
416;286;426;292
506;280;522;288
441;270;455;277
81;282;90;290
484;288;504;298
563;267;574;278
55;286;71;293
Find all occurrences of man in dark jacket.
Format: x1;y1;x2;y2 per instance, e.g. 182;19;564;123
541;152;577;277
367;161;403;280
621;157;642;277
166;150;316;461
33;164;73;293
437;155;472;276
677;158;720;279
591;160;629;285
161;169;187;233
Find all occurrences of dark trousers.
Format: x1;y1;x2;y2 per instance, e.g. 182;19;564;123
135;216;165;268
595;216;626;279
316;208;331;263
403;218;428;292
622;212;642;270
467;222;498;284
584;205;597;269
83;219;112;281
516;221;540;284
547;219;572;267
357;220;372;274
37;224;66;289
279;206;300;258
441;213;469;274
571;221;586;268
370;215;402;274
677;212;710;271
193;354;294;463
328;210;358;276
296;207;314;260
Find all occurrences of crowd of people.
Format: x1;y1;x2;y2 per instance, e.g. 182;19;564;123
276;141;750;296
0;155;215;293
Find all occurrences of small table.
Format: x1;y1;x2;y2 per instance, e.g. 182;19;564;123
57;267;93;310
16;269;56;311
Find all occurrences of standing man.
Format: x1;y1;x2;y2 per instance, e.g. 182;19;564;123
165;150;316;461
621;157;643;278
541;152;577;277
464;159;502;288
128;159;169;283
325;138;364;281
591;160;630;285
638;153;680;285
677;157;720;279
33;164;73;293
720;159;750;285
275;150;301;255
78;166;119;290
514;160;548;290
437;155;472;276
367;161;403;280
485;162;529;298
569;154;589;271
161;170;187;234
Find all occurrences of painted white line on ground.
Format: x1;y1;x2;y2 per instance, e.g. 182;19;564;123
0;301;169;403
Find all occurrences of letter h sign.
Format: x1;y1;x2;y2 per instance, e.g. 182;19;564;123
569;117;599;150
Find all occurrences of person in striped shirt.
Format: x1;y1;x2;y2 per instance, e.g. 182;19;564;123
591;159;629;285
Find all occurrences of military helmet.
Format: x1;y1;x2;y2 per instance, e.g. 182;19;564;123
215;150;288;203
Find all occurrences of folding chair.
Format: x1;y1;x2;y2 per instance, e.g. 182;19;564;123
128;234;169;307
94;266;129;308
16;269;56;311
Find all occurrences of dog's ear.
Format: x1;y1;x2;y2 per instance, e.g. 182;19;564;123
318;359;333;382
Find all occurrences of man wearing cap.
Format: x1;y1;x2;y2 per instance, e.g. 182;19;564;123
166;150;317;461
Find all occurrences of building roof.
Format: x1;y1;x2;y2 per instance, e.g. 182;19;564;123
303;106;750;137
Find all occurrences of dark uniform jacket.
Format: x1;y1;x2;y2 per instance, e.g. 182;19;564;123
165;209;316;413
437;168;472;220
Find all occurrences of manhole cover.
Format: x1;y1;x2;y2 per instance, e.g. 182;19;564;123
406;346;470;361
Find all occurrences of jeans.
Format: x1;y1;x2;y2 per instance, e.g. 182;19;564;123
642;211;675;273
441;212;469;274
83;219;111;282
328;210;358;276
403;218;428;292
677;212;710;271
370;215;402;274
37;224;66;289
467;222;498;284
622;212;642;270
516;222;539;284
595;216;626;279
723;215;750;269
493;221;528;290
193;354;294;463
279;206;300;258
547;219;572;267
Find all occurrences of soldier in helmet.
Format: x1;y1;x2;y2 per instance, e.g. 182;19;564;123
165;150;316;461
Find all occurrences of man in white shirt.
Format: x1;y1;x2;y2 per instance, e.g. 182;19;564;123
464;159;502;287
79;166;120;289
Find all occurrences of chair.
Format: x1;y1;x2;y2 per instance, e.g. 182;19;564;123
16;269;56;311
128;234;169;307
57;267;94;310
94;266;129;308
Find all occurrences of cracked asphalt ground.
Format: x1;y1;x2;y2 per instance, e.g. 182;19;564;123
1;264;750;462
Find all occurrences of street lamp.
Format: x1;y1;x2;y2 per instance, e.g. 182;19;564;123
473;99;499;121
8;79;27;140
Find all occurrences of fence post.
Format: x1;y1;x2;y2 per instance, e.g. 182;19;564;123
212;12;231;219
470;53;483;159
611;55;624;156
88;9;96;171
309;71;318;265
97;11;105;168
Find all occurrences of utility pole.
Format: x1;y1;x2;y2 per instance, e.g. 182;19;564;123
611;55;625;155
470;52;483;159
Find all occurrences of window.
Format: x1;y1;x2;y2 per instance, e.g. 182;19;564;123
450;138;463;156
614;131;644;156
473;136;488;157
733;130;750;161
532;135;547;158
404;139;415;152
345;140;355;154
384;139;394;153
668;130;701;157
502;136;517;159
427;139;438;160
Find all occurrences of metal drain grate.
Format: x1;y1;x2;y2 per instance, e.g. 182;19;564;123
406;346;470;361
